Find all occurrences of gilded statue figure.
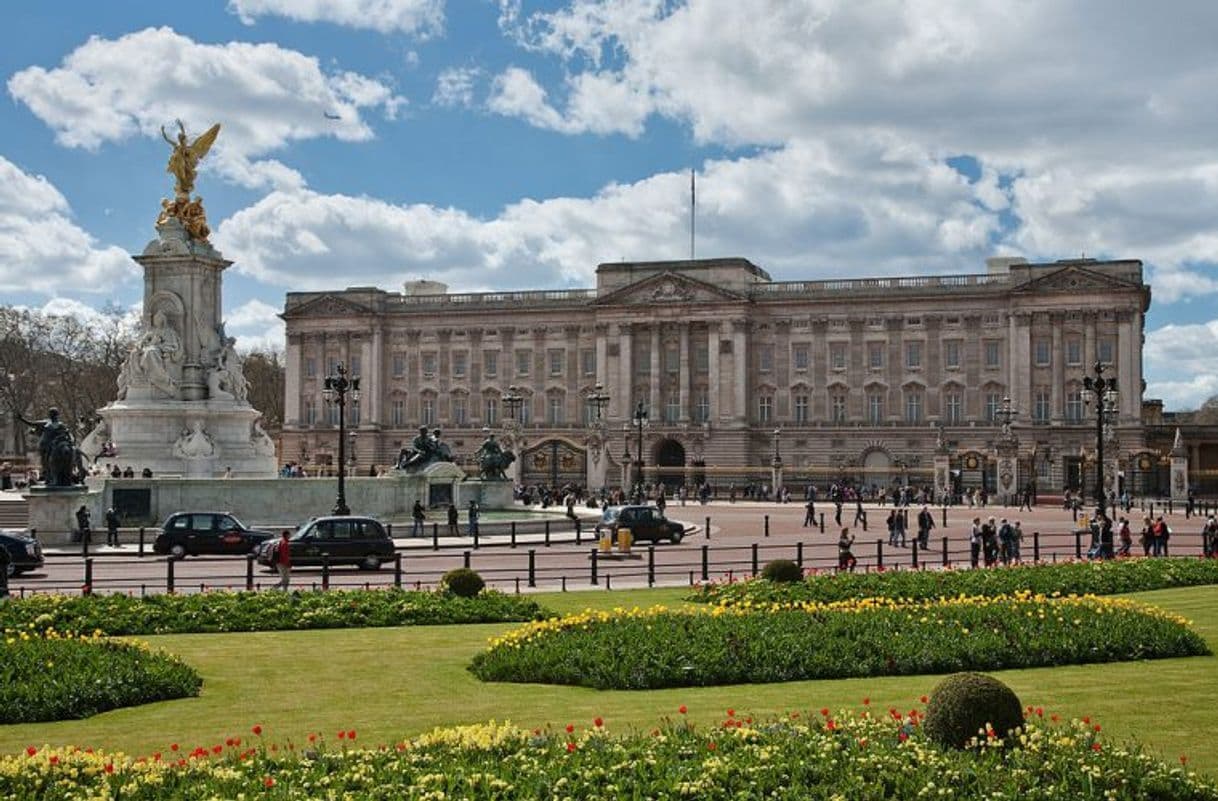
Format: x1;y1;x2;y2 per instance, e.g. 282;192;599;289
157;120;221;242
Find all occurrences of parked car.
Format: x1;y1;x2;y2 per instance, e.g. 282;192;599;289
256;516;394;571
0;529;44;576
154;512;275;559
594;505;686;544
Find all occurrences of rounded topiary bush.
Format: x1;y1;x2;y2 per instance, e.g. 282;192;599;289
442;568;486;598
923;672;1024;749
760;559;803;583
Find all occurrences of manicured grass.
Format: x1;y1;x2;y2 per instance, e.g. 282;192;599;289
2;585;1216;777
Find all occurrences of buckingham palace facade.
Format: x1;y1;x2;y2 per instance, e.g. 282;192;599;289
280;255;1153;497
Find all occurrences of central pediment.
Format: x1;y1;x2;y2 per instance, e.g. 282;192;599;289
594;271;750;307
281;293;376;319
1012;264;1142;294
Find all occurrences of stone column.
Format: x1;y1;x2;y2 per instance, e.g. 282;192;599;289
1170;428;1189;502
1010;313;1031;420
678;322;690;422
707;322;721;423
285;333;302;426
649;325;661;419
1051;314;1064;424
732;320;747;424
595;324;609;390
1118;311;1138;420
1084;313;1097;368
618;323;633;415
369;326;383;426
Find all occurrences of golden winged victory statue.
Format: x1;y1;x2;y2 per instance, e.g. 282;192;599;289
157;120;221;242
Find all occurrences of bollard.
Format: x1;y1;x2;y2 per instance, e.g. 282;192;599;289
648;545;656;587
606;573;612;591
511;521;518;548
1033;531;1040;562
796;541;804;568
83;558;93;594
387;523;393;538
705;516;711;540
545;520;551;547
139;527;146;557
876;539;884;569
432;523;439;551
562;575;567;592
246;556;255;591
528;549;536;588
819;512;825;533
942;506;947;528
701;544;709;581
515;576;520;594
575;518;582;545
394;553;403;588
751;542;759;575
322;556;330;590
463;550;471;569
1168;498;1174;515
942;536;949;567
1074;530;1082;560
473;525;480;550
166;558;175;593
590;548;599;585
912;540;919;569
764;515;770;537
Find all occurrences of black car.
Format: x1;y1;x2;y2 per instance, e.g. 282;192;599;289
154;512;275;559
256;516;394;571
0;529;44;576
595;505;686;544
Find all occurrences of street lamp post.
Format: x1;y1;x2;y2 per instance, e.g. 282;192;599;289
321;362;360;516
1082;361;1118;519
631;400;648;496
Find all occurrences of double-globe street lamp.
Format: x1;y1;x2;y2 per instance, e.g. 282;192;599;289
321;362;360;516
1082;361;1118;520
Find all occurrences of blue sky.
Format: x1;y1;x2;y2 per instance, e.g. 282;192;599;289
2;1;1216;409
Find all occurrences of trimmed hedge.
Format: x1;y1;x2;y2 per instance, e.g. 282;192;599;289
692;557;1218;607
0;588;546;636
0;630;201;723
923;672;1024;749
3;714;1217;800
470;594;1208;689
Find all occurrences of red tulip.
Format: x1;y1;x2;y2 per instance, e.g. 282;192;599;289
252;725;262;736
25;747;36;757
678;705;687;714
593;717;603;728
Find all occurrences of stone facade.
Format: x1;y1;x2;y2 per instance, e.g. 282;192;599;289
281;256;1153;497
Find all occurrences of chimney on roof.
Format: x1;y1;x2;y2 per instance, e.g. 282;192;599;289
985;256;1028;274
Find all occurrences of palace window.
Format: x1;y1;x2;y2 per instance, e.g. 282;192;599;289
305;357;316;378
349;356;361;377
548;348;565;377
391;399;404;427
421;352;437;377
517;398;531;425
1066;390;1084;423
759;344;774;373
1066;339;1082;366
515;349;531;377
583;397;600;425
483;350;499;377
665;397;680;423
547;396;564;425
581;348;596;376
348;403;360;427
830;343;847;370
326;402;339;426
695;391;710;422
391;354;404;378
666;343;680;374
421;398;435;426
1033;389;1051;423
484;397;498;426
984;341;1001;369
452;397;467;426
694;344;709;373
794;394;809;423
906;341;922;370
1034;340;1051;366
1099;338;1114;364
304;398;316;426
867;393;884;425
985;392;1002;422
904;391;923;423
944;392;962;424
943;341;960;369
452;351;467;378
868;342;884;370
793;344;810;371
831;392;847;423
758;395;773;423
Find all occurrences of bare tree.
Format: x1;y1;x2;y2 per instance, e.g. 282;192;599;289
241;348;285;427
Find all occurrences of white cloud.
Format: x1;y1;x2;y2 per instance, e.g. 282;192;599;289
433;66;481;108
228;0;444;37
8;27;406;192
224;298;285;353
1144;321;1218;409
0;156;136;295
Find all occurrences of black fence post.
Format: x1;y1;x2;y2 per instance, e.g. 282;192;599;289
648;545;656;587
701;544;709;581
796;541;804;568
544;520;551;547
138;527;146;557
166;558;175;594
911;540;919;569
1074;530;1082;560
246;556;254;591
819;512;825;533
941;536;948;567
528;549;537;588
511;521;517;549
386;523;393;538
473;525;480;549
394;553;403;588
321;556;330;590
942;506;948;528
876;539;884;570
705;516;711;540
463;550;471;569
590;548;599;585
751;542;759;575
83;558;93;594
764;515;770;537
1033;531;1041;562
432;523;439;551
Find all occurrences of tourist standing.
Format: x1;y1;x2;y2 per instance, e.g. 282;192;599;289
804;497;816;527
274;530;292;591
104;507;121;547
467;501;480;538
1117;517;1133;557
917;506;934;550
969;517;982;567
411;500;426;538
75;505;92;556
837;528;857;572
446;503;459;537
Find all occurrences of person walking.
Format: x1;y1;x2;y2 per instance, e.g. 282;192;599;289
998;518;1014;564
1140;515;1153;556
446;503;460;537
969;517;982;567
411;500;426;538
917;505;935;550
467;501;480;538
803;497;816;527
853;495;867;530
273;529;292;591
837;528;857;572
104;506;121;548
1117;517;1133;557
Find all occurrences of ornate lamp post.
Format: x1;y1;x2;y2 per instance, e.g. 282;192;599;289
321;362;359;516
630;399;648;495
1082;361;1118;519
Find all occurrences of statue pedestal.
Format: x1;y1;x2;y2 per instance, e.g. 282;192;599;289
1171;456;1189;502
99;398;275;478
933;453;951;504
24;485;98;539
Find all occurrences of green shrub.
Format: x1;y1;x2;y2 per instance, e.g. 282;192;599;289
0;588;545;636
692;557;1218;607
760;559;803;583
923;672;1024;749
442;568;486;598
471;595;1208;689
0;632;201;723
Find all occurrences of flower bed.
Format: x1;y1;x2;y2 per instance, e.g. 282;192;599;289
3;711;1215;799
0;589;547;636
470;594;1208;689
1;628;201;723
693;557;1218;607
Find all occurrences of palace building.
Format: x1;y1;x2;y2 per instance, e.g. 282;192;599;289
281;255;1160;497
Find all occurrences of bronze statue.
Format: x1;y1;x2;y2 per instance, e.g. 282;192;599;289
396;426;437;471
157;120;221;242
16;408;86;488
475;431;515;481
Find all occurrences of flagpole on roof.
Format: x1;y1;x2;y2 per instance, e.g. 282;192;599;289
690;168;696;261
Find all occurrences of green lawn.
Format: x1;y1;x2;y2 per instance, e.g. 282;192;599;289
3;585;1216;776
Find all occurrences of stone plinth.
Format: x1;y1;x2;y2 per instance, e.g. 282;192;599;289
456;479;514;510
24;486;99;539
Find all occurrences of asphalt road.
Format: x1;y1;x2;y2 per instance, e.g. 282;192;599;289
10;500;1211;597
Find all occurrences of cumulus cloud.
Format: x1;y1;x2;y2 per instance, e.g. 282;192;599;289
8;27;406;191
432;66;481;108
0;156;136;294
1144;321;1218;409
229;0;445;36
224;298;286;352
